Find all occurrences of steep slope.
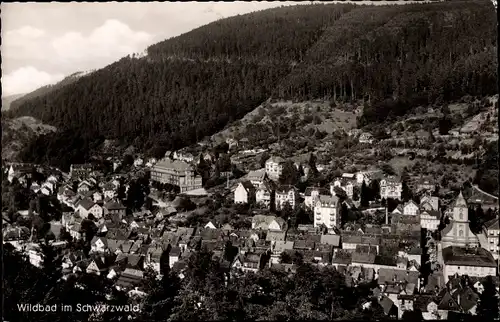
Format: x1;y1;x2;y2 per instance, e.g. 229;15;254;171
1;116;57;161
10;1;497;171
2;94;26;111
8;70;95;111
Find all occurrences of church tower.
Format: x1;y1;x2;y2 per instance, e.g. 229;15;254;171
441;191;479;248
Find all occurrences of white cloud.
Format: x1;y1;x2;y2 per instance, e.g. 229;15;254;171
5;25;46;38
51;19;153;63
2;66;65;96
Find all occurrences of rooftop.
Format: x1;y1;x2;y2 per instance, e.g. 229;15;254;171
442;246;496;267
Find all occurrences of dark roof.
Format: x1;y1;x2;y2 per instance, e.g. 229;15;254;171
437;291;461;312
442;246;496;267
379;296;396;315
452;287;479;312
104;200;126;210
239;180;256;192
378;268;419;285
320;234;340;247
352;251;376;264
77;198;95;210
115;268;143;288
484;217;499;230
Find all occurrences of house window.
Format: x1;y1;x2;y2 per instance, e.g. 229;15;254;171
459;230;464;237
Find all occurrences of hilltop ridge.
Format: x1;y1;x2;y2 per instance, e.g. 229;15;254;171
7;1;496;170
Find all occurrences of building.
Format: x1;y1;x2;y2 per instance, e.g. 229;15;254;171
380;176;402;200
313;195;341;229
104;200;127;218
467;185;499;211
356;170;383;186
441;192;479;249
420;210;441;231
70;164;94;178
150;159;202;193
359;132;374;144
305;187;331;209
483;218;499;258
420;196;439;212
247;169;268;188
76;198;103;219
265;156;285;180
275;185;299;209
252;215;286;231
234;181;256;204
256;182;275;207
331;175;356;199
402;200;419;216
442;246;497;283
417;178;436;193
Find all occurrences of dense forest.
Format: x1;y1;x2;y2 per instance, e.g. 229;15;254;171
8;1;497;170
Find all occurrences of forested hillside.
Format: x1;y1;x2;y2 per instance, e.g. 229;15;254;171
7;71;93;112
9;1;496;170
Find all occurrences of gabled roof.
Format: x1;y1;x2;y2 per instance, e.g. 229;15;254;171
266;230;286;242
377;268;419;285
438;291;461;311
484;217;499;230
238;180;256;192
320;234;340;247
77;198;95;211
247;169;267;181
91;236;108;248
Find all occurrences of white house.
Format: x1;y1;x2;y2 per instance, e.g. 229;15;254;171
442;246;497;283
313;195;341;229
420;196;439;212
252;215;286;231
93;191;103;203
403;200;419;216
305;187;331;209
275;185;298;209
420;210;441;231
77;180;92;193
483;218;499;258
380;176;402;200
265;156;285;180
234;181;256;204
76;198;103;219
90;237;108;253
355;170;383;185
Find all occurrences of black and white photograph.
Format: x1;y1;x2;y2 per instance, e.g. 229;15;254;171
1;1;499;321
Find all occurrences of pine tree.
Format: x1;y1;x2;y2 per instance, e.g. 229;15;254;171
360;181;369;207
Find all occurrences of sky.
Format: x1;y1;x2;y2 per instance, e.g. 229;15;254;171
1;1;437;97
